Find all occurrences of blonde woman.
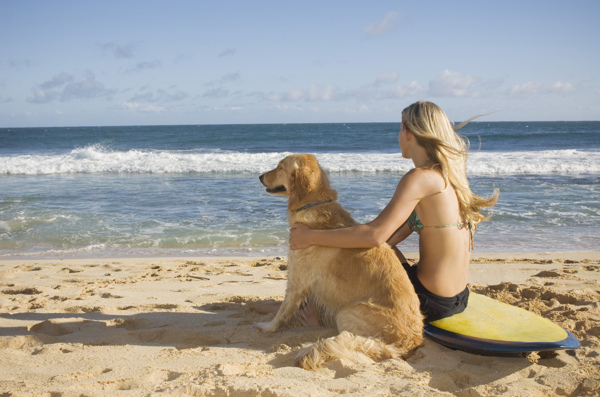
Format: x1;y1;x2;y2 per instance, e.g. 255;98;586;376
290;101;499;322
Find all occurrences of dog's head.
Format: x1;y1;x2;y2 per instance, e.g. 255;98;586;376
259;154;336;210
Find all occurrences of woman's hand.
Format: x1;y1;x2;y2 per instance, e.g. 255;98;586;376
289;223;313;250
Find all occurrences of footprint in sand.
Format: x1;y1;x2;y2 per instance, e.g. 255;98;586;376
59;267;83;274
176;273;210;281
533;270;561;278
2;287;42;295
27;316;228;348
109;318;150;330
100;293;123;299
50;366;112;382
28;318;103;336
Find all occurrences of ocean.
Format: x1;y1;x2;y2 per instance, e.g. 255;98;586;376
0;122;598;259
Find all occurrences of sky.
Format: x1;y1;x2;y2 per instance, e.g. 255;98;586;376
1;1;599;127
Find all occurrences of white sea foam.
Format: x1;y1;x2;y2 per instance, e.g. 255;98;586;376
0;145;598;176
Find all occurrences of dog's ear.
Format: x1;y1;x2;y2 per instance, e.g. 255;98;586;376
291;154;321;202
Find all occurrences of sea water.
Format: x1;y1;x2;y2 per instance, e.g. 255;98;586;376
0;122;598;259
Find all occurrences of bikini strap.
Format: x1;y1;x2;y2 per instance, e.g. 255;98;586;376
409;211;475;250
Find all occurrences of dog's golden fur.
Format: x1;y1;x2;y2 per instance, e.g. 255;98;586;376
258;154;423;370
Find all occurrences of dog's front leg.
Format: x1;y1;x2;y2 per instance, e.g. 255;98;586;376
256;282;308;332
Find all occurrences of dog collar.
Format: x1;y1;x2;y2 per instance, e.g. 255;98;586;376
296;200;333;212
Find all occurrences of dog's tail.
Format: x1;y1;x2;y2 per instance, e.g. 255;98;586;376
295;331;408;370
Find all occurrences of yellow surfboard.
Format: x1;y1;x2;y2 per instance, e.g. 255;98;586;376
424;293;580;354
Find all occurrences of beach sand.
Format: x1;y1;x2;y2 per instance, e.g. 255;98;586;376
1;252;599;396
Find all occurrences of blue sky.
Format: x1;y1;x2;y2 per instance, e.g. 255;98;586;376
1;1;599;127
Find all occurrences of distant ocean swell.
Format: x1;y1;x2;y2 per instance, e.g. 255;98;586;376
1;145;598;175
1;122;598;258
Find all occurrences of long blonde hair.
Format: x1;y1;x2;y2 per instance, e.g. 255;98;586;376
401;101;499;226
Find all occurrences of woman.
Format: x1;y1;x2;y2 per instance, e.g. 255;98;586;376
290;101;499;322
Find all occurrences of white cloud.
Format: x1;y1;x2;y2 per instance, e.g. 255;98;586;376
99;42;139;59
507;81;543;96
218;48;236;58
265;89;305;102
285;89;305;101
263;74;423;104
365;11;401;38
129;60;162;73
59;72;115;101
130;86;189;102
29;88;56;104
220;72;241;84
264;85;339;102
40;72;74;90
29;72;114;104
307;84;337;101
162;88;189;101
547;81;576;95
120;102;165;113
198;105;221;112
506;81;576;97
375;72;399;85
429;70;479;98
129;92;154;102
203;88;230;99
9;58;34;69
203;72;242;97
386;81;424;98
354;77;424;101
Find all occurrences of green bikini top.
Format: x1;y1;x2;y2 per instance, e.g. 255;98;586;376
407;211;475;249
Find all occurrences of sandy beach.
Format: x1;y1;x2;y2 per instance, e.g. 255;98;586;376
1;252;599;396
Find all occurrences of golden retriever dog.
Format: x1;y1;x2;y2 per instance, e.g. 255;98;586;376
257;153;423;370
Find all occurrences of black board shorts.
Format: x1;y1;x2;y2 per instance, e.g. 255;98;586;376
402;262;469;323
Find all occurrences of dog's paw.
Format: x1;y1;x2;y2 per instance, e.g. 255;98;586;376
254;321;277;333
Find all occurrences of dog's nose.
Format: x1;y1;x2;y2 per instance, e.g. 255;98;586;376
259;174;264;182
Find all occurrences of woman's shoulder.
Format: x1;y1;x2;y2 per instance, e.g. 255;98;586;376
401;167;446;194
404;166;444;183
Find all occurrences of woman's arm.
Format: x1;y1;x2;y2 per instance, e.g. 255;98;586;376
289;169;425;250
290;222;389;249
386;222;412;247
